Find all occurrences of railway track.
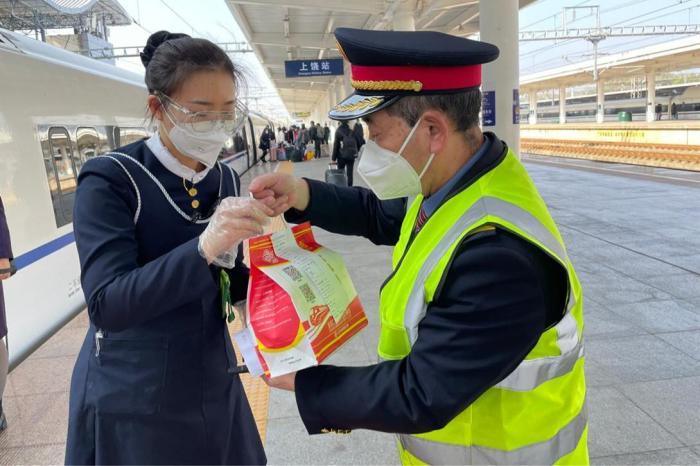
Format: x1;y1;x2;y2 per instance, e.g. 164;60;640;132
521;138;700;172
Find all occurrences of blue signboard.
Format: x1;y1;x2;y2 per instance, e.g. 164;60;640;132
482;90;496;126
285;59;344;78
512;89;520;125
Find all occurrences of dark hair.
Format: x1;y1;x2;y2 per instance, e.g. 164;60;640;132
384;89;482;142
141;30;242;96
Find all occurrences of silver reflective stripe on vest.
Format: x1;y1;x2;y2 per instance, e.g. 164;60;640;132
403;196;569;346
402;196;582;390
398;403;588;465
495;313;583;392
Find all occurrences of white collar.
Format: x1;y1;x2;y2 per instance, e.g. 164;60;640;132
145;132;212;184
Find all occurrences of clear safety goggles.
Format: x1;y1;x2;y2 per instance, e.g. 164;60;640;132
158;92;248;134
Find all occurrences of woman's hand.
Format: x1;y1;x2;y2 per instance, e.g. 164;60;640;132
198;197;274;268
248;173;309;216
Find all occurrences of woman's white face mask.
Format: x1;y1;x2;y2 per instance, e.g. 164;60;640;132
357;118;435;200
162;110;229;168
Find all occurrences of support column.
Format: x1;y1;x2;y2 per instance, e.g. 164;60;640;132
327;85;334;113
342;60;353;98
335;78;345;107
480;0;520;154
559;86;567;124
393;0;416;31
596;79;605;124
646;69;656;123
529;92;538;125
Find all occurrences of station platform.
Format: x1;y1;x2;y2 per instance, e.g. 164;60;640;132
1;155;699;465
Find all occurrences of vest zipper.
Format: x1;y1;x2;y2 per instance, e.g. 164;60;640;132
379;214;422;292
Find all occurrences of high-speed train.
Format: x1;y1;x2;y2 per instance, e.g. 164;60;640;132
0;27;273;369
522;82;700;123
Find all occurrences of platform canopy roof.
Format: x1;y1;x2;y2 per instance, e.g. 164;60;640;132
225;0;536;116
521;35;700;93
0;0;130;30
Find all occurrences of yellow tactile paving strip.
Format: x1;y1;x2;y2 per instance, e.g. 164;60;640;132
228;317;270;443
521;138;700;171
232;160;294;443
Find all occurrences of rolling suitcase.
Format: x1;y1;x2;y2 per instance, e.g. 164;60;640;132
289;147;303;162
325;162;348;187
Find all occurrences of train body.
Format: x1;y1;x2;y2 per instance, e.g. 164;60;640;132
523;83;700;122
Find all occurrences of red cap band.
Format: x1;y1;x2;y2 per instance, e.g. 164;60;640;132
351;64;482;91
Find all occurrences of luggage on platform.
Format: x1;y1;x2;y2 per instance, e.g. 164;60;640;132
324;162;348;187
289;147;303;162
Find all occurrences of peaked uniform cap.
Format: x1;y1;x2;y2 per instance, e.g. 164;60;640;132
329;27;500;120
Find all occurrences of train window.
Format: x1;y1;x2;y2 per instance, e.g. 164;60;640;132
95;126;112;153
77;127;100;163
119;127;149;146
45;127;78;227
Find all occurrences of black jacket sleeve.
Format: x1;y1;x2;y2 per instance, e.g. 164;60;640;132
73;159;219;332
285;179;406;246
294;229;566;434
0;196;12;260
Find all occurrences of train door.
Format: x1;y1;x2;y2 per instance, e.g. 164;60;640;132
45;127;79;227
248;117;258;165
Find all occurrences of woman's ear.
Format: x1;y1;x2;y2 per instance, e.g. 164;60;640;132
147;95;164;123
421;110;449;155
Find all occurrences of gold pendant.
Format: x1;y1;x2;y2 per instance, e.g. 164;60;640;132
188;187;198;197
191;199;200;209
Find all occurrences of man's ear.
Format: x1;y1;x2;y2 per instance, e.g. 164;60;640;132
421;110;450;155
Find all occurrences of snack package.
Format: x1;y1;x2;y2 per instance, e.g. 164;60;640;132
234;222;367;377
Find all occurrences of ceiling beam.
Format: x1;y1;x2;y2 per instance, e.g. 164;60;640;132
227;0;383;15
432;5;479;34
274;81;331;90
416;0;478;25
250;33;338;49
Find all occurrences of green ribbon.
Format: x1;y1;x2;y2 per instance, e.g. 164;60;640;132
219;269;236;323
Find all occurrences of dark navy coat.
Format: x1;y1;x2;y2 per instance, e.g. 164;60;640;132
66;140;266;465
0;195;12;339
285;134;568;434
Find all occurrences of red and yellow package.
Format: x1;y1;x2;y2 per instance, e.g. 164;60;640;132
234;222;367;377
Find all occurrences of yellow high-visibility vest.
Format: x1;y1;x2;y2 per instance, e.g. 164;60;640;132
378;149;588;465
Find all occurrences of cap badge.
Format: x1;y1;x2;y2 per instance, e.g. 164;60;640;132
332;96;383;113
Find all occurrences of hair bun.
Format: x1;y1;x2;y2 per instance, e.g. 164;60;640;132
140;30;191;68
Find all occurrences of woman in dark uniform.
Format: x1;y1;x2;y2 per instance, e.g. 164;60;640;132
0;194;14;431
65;31;277;465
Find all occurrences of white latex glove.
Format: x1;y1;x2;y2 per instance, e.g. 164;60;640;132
198;197;273;268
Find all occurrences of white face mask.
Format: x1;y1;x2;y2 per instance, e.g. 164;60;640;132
357;118;435;200
163;112;229;168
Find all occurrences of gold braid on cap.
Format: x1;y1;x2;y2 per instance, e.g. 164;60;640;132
351;79;423;93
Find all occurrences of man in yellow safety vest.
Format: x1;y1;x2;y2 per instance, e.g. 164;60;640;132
250;27;588;465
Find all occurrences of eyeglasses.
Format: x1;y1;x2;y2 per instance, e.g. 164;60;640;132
157;92;248;134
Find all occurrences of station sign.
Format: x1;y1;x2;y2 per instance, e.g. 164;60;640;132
285;59;344;78
292;111;311;118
